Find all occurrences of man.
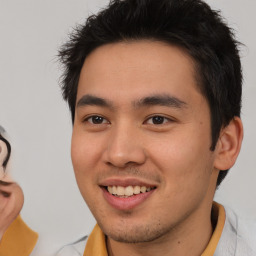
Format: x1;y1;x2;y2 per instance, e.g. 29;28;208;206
57;0;255;255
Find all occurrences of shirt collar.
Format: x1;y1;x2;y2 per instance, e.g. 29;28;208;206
83;224;108;256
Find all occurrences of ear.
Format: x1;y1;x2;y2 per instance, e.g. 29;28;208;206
214;117;243;170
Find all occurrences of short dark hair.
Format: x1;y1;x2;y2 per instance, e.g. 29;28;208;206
58;0;242;186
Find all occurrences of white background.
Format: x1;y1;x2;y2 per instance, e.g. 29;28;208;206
0;0;255;255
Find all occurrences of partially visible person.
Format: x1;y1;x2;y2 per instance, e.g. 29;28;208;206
0;126;38;256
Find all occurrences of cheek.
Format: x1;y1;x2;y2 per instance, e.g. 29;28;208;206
151;139;214;216
71;132;102;171
71;131;109;198
148;131;213;187
71;133;95;190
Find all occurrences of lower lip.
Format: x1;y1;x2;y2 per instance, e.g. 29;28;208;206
101;187;155;211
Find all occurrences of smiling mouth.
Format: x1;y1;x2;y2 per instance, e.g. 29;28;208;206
105;185;156;198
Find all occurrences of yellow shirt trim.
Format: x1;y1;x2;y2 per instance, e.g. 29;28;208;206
0;215;38;256
83;203;226;256
201;202;226;256
83;224;108;256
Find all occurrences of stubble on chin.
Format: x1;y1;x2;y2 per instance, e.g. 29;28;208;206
98;216;174;244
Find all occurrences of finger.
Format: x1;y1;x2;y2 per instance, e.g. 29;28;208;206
0;183;24;236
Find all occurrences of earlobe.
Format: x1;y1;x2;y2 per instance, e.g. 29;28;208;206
214;117;243;171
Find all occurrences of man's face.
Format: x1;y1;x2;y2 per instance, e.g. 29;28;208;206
72;41;219;243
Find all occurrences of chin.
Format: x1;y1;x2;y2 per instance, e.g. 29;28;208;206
99;217;172;244
109;233;164;244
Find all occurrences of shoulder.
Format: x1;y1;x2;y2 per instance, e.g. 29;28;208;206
215;206;256;256
55;236;88;256
0;215;38;256
236;212;256;255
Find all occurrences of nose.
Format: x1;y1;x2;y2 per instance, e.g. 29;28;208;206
103;124;147;168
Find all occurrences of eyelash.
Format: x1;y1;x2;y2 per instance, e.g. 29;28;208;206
83;115;173;126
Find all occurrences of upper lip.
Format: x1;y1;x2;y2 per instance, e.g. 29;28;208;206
99;177;158;188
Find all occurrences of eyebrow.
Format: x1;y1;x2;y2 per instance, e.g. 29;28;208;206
77;94;113;108
134;94;187;109
76;94;187;109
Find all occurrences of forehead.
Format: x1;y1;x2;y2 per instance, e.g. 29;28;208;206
77;40;202;105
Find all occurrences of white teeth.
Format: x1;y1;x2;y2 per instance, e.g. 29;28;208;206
116;186;125;196
107;186;113;194
134;186;141;194
112;186;117;195
107;185;154;196
124;186;133;196
140;186;146;193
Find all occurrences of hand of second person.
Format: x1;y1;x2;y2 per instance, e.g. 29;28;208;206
0;178;24;240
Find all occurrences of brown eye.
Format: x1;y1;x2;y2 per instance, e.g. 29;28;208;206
152;116;165;124
146;116;169;125
85;115;109;124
